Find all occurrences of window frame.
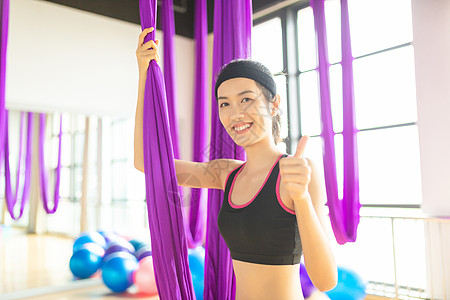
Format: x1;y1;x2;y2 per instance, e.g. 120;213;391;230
253;1;420;208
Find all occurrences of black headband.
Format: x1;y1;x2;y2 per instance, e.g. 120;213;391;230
214;62;277;100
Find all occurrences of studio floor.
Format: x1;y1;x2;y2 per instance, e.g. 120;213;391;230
0;225;159;300
0;225;387;300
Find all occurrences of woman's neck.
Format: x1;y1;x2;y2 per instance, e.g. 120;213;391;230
242;138;283;175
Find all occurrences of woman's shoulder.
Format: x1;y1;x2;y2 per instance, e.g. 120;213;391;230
209;158;245;170
209;158;245;190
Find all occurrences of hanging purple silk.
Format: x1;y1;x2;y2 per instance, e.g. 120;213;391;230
186;0;208;249
161;0;199;249
139;0;195;299
38;113;63;214
0;0;10;162
340;0;360;242
204;0;252;299
310;0;360;244
162;0;181;160
4;111;33;220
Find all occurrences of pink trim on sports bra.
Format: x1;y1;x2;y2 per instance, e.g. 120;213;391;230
276;172;296;215
228;154;284;209
224;163;245;191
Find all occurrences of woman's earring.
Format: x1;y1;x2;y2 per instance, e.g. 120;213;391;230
272;107;278;116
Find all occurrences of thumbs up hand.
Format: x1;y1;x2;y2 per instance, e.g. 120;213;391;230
279;136;312;206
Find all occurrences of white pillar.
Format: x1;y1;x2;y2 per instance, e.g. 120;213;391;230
412;0;450;216
412;1;450;297
80;117;90;232
27;113;45;234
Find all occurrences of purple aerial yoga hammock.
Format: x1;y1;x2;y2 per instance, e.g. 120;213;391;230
161;0;205;249
187;0;208;249
311;0;360;244
204;1;252;299
162;0;181;161
2;1;33;221
38;113;63;214
4;111;33;220
139;0;196;298
0;0;9;164
2;0;63;216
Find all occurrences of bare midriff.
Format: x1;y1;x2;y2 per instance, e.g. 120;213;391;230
232;259;304;300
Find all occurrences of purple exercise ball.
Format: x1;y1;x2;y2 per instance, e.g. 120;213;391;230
135;245;152;261
104;238;135;258
98;230;121;246
300;263;316;298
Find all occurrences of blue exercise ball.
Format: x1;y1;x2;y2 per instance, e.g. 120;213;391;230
73;231;107;252
69;243;105;279
101;252;138;293
128;238;148;252
188;246;205;300
338;267;366;291
326;286;365;300
326;266;366;300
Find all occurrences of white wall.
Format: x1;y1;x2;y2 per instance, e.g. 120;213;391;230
6;0;138;117
5;0;195;159
412;0;450;217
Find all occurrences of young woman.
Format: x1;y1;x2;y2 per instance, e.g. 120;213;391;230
134;28;337;300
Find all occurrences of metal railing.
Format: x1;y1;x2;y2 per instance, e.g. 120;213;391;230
341;208;450;300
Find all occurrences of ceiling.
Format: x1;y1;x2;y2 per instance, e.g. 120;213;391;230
41;0;286;39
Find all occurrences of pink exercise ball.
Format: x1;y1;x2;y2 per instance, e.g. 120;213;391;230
133;256;158;295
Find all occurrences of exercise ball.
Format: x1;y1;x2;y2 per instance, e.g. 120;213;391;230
101;252;138;293
135;245;152;261
338;267;366;290
300;263;316;298
73;231;107;252
98;230;120;246
69;243;105;279
188;246;205;300
133;256;158;295
128;238;148;252
325;266;366;300
104;238;135;258
326;288;359;300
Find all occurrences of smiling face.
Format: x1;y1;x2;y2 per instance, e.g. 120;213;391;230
217;77;275;148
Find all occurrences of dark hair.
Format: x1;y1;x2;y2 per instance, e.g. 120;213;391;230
255;82;282;145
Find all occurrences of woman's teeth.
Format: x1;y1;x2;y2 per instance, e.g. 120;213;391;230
233;123;252;132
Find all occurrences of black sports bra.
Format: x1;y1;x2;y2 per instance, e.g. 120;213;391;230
217;154;302;265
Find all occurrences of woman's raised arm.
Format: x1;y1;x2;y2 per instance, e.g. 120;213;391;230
279;137;337;291
173;159;242;190
134;27;159;172
133;29;243;190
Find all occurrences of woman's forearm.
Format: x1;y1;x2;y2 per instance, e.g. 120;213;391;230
294;195;337;291
133;72;147;172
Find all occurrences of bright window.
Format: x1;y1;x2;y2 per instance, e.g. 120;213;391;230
252;18;284;73
253;17;288;153
296;0;419;206
254;1;424;294
348;0;413;57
